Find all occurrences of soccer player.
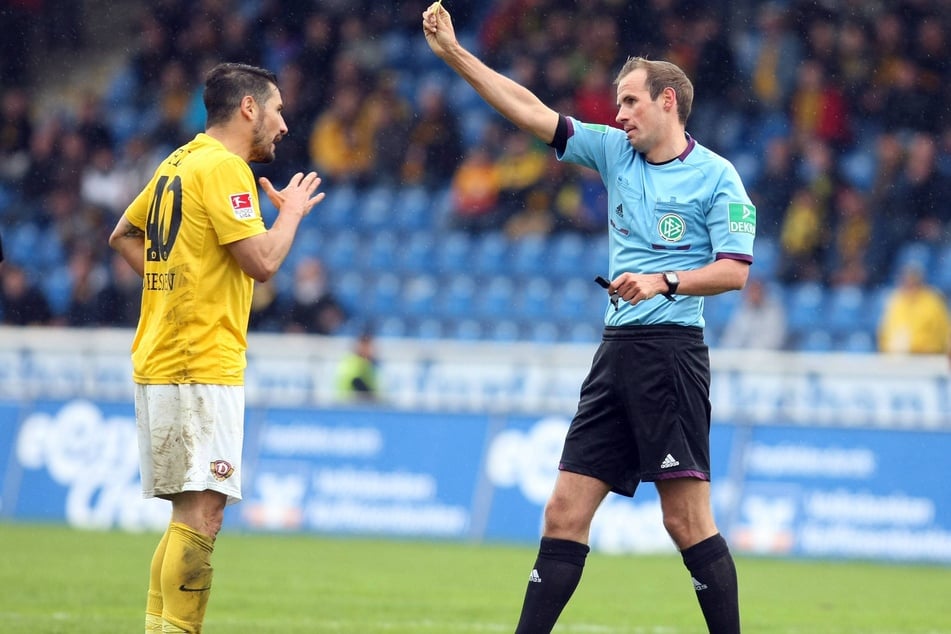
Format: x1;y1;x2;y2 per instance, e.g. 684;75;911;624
423;6;753;634
108;62;325;633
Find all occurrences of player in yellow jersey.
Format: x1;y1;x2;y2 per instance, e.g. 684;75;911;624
108;62;325;633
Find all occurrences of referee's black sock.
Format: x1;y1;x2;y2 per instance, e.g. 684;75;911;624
514;537;590;634
681;533;741;634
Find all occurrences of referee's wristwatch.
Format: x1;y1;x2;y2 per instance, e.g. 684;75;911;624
662;271;679;302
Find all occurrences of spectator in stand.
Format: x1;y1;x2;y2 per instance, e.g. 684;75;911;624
878;262;951;355
335;329;379;402
285;257;347;335
95;252;142;327
749;135;798;240
308;83;376;186
827;184;872;288
0;264;52;326
0;87;33;185
789;59;852;151
573;62;617;128
873;133;951;258
735;2;802;116
248;279;288;333
365;72;413;187
447;144;503;233
880;57;944;136
80;145;127;217
496;129;549;221
719;278;787;350
62;246;108;327
401;82;463;189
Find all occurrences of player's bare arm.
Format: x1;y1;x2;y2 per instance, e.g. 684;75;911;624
227;171;324;283
607;258;750;307
107;216;146;277
422;3;559;144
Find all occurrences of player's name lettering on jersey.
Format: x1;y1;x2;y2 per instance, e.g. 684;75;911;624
144;272;176;291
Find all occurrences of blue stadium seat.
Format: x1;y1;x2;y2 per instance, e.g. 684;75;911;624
413;317;445;340
333;270;367;314
891;242;935;283
319;184;358;230
439;274;477;319
322;230;360;272
565;322;602;344
933;245;951;294
434;231;473;275
364;230;400;272
451;318;484;341
395;232;435;274
401;274;439;318
526;320;561;343
42;269;73;317
510;235;549;276
474;275;516;319
471;232;510;276
516;278;554;320
838;330;876;354
795;328;834;352
752;237;779;280
556;277;598;322
393;186;433;231
549;233;590;278
487;319;521;342
366;273;402;315
825;284;866;338
785;281;825;338
377;316;409;339
358;185;396;226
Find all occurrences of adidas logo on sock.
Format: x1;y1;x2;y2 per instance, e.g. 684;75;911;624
660;453;680;469
691;576;708;591
528;569;542;583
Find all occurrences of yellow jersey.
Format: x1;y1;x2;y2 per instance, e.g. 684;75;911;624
124;133;267;384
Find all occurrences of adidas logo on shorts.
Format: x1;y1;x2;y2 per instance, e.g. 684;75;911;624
660;453;680;469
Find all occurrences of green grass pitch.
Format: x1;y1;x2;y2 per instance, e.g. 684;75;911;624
1;522;949;633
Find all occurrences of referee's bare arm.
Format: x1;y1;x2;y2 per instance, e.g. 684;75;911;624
422;3;559;145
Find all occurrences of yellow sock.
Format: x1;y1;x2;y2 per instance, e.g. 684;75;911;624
161;522;215;633
146;527;171;633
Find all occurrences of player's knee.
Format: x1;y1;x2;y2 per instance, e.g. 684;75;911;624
542;494;589;536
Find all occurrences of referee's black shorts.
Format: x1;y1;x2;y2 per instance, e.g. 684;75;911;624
558;324;712;497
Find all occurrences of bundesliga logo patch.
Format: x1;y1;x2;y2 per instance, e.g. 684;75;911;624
229;192;255;220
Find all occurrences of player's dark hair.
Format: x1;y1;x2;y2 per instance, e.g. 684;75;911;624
614;56;694;124
203;63;279;127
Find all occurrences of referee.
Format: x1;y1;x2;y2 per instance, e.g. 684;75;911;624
424;7;753;634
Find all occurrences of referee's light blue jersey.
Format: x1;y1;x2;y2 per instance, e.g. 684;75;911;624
558;117;755;328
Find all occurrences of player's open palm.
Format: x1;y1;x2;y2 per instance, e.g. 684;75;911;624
259;172;325;219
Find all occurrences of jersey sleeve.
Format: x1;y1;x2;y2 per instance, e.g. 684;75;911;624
556;116;629;181
708;162;755;263
204;157;267;245
123;183;152;230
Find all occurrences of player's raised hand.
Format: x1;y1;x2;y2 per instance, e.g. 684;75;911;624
259;172;325;218
422;1;457;58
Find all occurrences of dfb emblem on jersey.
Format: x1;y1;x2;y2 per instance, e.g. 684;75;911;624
210;460;235;481
657;213;686;242
229;192;255;220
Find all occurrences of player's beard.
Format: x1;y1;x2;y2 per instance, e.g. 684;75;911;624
249;115;279;163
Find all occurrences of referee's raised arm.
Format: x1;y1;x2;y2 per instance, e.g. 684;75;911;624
422;3;560;145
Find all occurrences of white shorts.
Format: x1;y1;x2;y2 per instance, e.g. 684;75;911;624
135;384;244;505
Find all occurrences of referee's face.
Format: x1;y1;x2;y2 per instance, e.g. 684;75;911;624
615;69;661;153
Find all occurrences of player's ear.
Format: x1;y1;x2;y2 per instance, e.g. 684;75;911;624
240;95;256;120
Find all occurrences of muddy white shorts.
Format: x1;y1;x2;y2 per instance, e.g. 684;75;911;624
134;384;244;505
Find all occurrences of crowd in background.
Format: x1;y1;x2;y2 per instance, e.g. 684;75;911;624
1;0;950;353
